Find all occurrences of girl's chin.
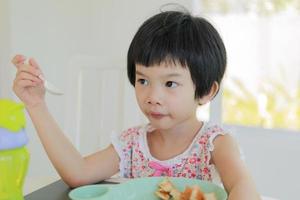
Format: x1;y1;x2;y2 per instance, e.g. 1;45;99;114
148;121;173;130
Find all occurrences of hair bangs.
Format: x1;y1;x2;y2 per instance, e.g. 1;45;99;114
131;28;189;69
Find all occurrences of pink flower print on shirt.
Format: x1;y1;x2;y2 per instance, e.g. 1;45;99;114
203;167;209;174
199;136;207;145
189;157;197;164
176;164;182;168
204;155;208;163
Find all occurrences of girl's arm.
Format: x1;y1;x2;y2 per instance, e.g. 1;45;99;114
27;103;119;187
12;55;119;187
212;134;261;200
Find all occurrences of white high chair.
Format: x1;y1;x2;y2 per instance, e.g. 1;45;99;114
63;55;147;155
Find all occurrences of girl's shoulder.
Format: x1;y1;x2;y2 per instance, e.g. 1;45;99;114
111;125;146;156
199;122;231;152
119;126;142;138
116;124;152;142
202;122;227;135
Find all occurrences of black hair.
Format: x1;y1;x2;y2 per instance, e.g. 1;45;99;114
127;10;227;99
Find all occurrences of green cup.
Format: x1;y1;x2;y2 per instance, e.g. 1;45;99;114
0;147;30;200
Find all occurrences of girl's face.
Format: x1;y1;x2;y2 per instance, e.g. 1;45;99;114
135;62;199;131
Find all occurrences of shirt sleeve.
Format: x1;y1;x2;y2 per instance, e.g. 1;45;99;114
110;126;141;177
111;129;128;177
207;124;245;160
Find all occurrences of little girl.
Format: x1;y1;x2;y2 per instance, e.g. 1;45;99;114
12;10;260;199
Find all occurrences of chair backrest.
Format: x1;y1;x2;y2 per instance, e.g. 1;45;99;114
63;55;147;155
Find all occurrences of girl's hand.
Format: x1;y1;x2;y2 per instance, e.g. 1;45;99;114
12;55;46;109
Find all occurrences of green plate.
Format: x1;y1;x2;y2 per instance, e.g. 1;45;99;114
69;177;227;200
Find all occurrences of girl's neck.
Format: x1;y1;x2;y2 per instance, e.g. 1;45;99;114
147;119;203;160
155;118;202;141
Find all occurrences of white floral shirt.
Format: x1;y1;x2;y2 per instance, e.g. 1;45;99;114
112;122;228;184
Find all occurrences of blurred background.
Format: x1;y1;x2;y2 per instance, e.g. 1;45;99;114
195;0;300;131
0;0;299;200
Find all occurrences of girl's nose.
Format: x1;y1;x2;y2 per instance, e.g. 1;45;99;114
146;87;162;105
147;98;161;105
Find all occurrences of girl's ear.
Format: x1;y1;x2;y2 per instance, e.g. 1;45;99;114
198;81;219;105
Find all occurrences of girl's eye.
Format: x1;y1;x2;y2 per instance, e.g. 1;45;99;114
165;81;178;88
137;79;149;86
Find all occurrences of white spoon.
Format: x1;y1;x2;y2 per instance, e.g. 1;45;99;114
25;59;64;95
38;74;64;95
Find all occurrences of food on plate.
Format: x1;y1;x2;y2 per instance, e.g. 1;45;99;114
155;178;181;200
155;178;216;200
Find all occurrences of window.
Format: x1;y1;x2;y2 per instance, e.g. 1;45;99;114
194;0;300;131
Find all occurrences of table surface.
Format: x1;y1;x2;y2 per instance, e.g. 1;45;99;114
25;179;277;200
24;180;117;200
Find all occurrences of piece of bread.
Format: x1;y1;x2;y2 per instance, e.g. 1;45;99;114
155;178;217;200
189;186;206;200
170;187;181;200
156;178;181;200
178;186;205;200
179;186;193;200
155;189;171;200
158;178;176;192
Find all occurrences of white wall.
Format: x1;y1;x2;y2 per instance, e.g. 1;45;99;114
3;0;97;187
225;125;300;200
0;0;12;98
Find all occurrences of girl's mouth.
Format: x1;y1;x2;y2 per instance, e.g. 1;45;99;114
149;112;166;119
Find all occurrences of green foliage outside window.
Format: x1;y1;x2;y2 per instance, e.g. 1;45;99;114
222;77;300;131
200;0;300;15
197;0;300;131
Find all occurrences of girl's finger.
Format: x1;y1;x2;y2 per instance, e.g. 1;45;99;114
11;55;27;68
28;58;40;69
17;63;42;77
16;71;43;83
14;79;39;88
